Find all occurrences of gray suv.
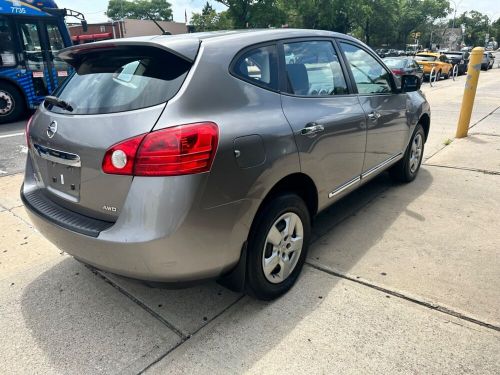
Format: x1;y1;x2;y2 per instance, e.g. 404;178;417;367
22;29;430;300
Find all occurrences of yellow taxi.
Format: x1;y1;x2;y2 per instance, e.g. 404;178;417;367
414;52;453;79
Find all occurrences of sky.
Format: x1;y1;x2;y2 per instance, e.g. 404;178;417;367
56;0;500;24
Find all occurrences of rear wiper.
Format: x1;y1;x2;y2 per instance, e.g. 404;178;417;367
45;95;74;112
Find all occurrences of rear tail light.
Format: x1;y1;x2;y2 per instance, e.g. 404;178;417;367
102;122;219;176
391;69;404;75
25;115;34;148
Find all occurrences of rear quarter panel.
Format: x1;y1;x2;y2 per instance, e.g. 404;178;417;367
153;39;301;250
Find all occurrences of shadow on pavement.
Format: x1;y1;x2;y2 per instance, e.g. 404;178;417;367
20;169;433;373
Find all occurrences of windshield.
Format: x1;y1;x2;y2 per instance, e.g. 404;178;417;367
415;55;437;62
49;47;191;115
383;59;406;68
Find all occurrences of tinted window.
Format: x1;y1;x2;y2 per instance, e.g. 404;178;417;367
384;58;406;68
340;42;392;94
48;47;191;115
0;17;16;67
233;45;278;90
284;41;348;96
415;55;437;62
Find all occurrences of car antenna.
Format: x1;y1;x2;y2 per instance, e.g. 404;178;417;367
145;11;172;35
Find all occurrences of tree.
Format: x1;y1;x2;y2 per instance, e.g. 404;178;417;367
190;2;233;31
215;0;285;28
390;0;450;47
454;11;490;46
106;0;173;21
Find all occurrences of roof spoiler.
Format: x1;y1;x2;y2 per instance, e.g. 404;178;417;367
57;39;200;67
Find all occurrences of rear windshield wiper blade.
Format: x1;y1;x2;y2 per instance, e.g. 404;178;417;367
45;96;74;112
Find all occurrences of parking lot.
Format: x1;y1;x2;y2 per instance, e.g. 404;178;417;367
1;58;499;374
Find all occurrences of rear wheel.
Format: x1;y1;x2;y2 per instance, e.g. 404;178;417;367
246;194;311;300
0;82;25;124
389;123;425;183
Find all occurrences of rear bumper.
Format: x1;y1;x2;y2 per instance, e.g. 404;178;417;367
22;164;252;282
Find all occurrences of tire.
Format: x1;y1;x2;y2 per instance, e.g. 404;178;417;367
389;123;425;183
435;70;441;81
245;193;311;300
0;82;25;124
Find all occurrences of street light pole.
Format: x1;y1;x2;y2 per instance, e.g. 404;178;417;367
450;0;462;29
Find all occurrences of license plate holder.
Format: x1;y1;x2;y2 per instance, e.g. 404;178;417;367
47;161;81;199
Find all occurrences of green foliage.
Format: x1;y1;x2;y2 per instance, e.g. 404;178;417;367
191;2;233;31
106;0;173;21
205;0;453;47
454;11;492;47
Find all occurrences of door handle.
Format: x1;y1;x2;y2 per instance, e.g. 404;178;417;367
300;123;325;136
367;111;381;121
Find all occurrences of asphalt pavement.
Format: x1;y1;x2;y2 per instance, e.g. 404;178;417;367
0;57;499;374
0;119;28;176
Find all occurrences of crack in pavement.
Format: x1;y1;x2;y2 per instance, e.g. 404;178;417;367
85;265;246;375
306;261;500;332
424;163;500;176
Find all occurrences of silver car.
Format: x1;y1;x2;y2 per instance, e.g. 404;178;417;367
22;29;430;300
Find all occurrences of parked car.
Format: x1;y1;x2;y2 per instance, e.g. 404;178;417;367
414;52;453;80
22;29;430;300
383;57;424;81
375;48;387;58
444;51;470;75
482;52;495;70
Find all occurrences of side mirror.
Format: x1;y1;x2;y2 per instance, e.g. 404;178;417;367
81;20;88;32
401;75;421;92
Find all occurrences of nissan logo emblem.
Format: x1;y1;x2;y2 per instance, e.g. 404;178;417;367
47;120;58;138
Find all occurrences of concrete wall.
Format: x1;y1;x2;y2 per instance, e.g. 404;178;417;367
121;19;187;37
68;19;187;43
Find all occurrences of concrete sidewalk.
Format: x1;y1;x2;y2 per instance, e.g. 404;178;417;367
0;69;499;374
146;92;500;374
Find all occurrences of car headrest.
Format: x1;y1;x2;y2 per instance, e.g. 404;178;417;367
286;64;309;95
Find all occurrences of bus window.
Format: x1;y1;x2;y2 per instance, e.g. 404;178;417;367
18;21;48;96
0;17;16;67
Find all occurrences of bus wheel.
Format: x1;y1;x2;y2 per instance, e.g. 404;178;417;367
0;82;25;124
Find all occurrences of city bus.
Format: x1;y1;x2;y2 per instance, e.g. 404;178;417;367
0;0;86;123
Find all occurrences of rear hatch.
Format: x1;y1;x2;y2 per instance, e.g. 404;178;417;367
27;41;197;221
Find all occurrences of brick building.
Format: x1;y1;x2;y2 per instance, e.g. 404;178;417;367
68;19;188;44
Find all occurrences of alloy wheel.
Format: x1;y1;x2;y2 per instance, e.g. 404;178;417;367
262;212;304;284
409;133;423;173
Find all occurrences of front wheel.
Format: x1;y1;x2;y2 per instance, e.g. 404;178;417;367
0;82;25;124
246;194;311;300
389;123;425;183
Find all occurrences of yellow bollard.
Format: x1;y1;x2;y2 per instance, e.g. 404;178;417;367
456;47;484;138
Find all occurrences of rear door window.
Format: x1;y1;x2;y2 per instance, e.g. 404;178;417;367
48;47;192;115
232;45;279;91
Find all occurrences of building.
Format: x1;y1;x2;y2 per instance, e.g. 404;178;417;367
68;19;188;44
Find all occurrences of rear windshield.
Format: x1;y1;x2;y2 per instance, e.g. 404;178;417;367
415;55;437;62
48;47;191;115
383;58;406;68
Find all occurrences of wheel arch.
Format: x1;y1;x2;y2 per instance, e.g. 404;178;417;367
258;172;319;220
419;113;430;141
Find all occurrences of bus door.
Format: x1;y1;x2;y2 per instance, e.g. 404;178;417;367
15;19;51;99
43;20;71;88
15;18;70;99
